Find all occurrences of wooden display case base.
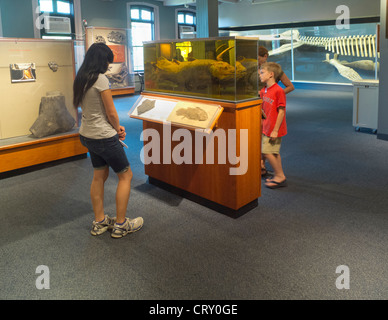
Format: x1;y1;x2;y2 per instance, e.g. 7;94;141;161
141;94;262;216
111;87;135;96
0;132;88;174
149;177;258;218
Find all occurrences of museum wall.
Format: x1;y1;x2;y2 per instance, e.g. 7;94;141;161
219;0;380;28
0;0;35;38
0;0;180;40
80;0;179;40
378;0;388;140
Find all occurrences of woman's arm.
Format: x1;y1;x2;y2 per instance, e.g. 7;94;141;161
101;89;126;139
279;72;295;94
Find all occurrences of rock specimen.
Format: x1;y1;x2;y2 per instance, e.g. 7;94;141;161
30;92;75;138
48;61;58;72
137;99;156;115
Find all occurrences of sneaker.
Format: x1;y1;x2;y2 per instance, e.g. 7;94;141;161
90;215;114;236
111;217;144;239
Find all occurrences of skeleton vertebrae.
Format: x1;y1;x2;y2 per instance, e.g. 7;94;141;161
298;35;378;58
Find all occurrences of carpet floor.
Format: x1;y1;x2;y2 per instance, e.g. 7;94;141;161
1;88;388;300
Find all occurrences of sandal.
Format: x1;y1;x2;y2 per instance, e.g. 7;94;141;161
265;179;287;189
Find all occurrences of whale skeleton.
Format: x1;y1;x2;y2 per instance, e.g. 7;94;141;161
298;34;378;58
260;30;379;81
323;53;363;82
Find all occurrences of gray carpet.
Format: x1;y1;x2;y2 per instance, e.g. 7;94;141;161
1;87;388;300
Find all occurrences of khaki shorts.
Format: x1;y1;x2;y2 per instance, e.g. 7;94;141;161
262;134;282;154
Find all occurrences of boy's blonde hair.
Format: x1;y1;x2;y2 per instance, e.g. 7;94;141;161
260;62;282;81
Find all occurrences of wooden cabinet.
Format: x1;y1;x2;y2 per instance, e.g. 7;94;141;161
140;93;262;215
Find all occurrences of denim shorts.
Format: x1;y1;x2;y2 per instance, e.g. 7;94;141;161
80;134;130;173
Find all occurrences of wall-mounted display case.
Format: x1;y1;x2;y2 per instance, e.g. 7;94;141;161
223;21;379;84
85;26;135;96
0;38;87;173
143;36;259;102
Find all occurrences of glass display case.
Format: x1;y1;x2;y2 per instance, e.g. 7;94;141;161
0;38;87;173
143;36;259;102
225;21;379;84
0;38;76;141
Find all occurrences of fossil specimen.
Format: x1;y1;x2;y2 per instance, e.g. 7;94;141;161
48;61;58;72
107;31;125;44
137;99;156;115
153;45;246;83
324;53;362;82
95;35;106;44
338;59;379;71
176;107;208;121
30;92;75;138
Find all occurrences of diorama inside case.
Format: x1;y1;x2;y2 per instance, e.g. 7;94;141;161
143;37;259;102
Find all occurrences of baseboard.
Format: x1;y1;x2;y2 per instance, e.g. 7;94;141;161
148;177;258;219
377;133;388;141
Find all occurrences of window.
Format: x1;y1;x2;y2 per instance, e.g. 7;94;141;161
177;10;196;39
38;0;74;39
130;5;155;72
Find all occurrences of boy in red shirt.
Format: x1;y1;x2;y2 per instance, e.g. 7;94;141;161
259;62;287;189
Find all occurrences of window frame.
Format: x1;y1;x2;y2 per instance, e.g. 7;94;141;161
128;2;159;73
176;8;196;39
34;0;75;40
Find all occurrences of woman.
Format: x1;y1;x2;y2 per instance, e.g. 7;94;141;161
258;46;295;94
73;43;143;239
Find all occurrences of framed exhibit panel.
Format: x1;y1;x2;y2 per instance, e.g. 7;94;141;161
129;94;223;134
85;26;135;96
0;38;87;173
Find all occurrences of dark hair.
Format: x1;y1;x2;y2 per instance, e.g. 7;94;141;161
73;43;114;107
258;46;269;58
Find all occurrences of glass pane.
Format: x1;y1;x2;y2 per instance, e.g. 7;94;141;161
57;1;71;14
141;9;152;21
133;46;144;71
131;22;153;46
228;22;379;85
186;14;194;25
294;23;378;83
131;8;140;20
178;13;184;24
39;0;53;12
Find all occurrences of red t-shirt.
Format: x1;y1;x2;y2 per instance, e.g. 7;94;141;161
260;83;287;137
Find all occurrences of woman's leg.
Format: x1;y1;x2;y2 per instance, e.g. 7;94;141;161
90;167;109;222
115;167;133;224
